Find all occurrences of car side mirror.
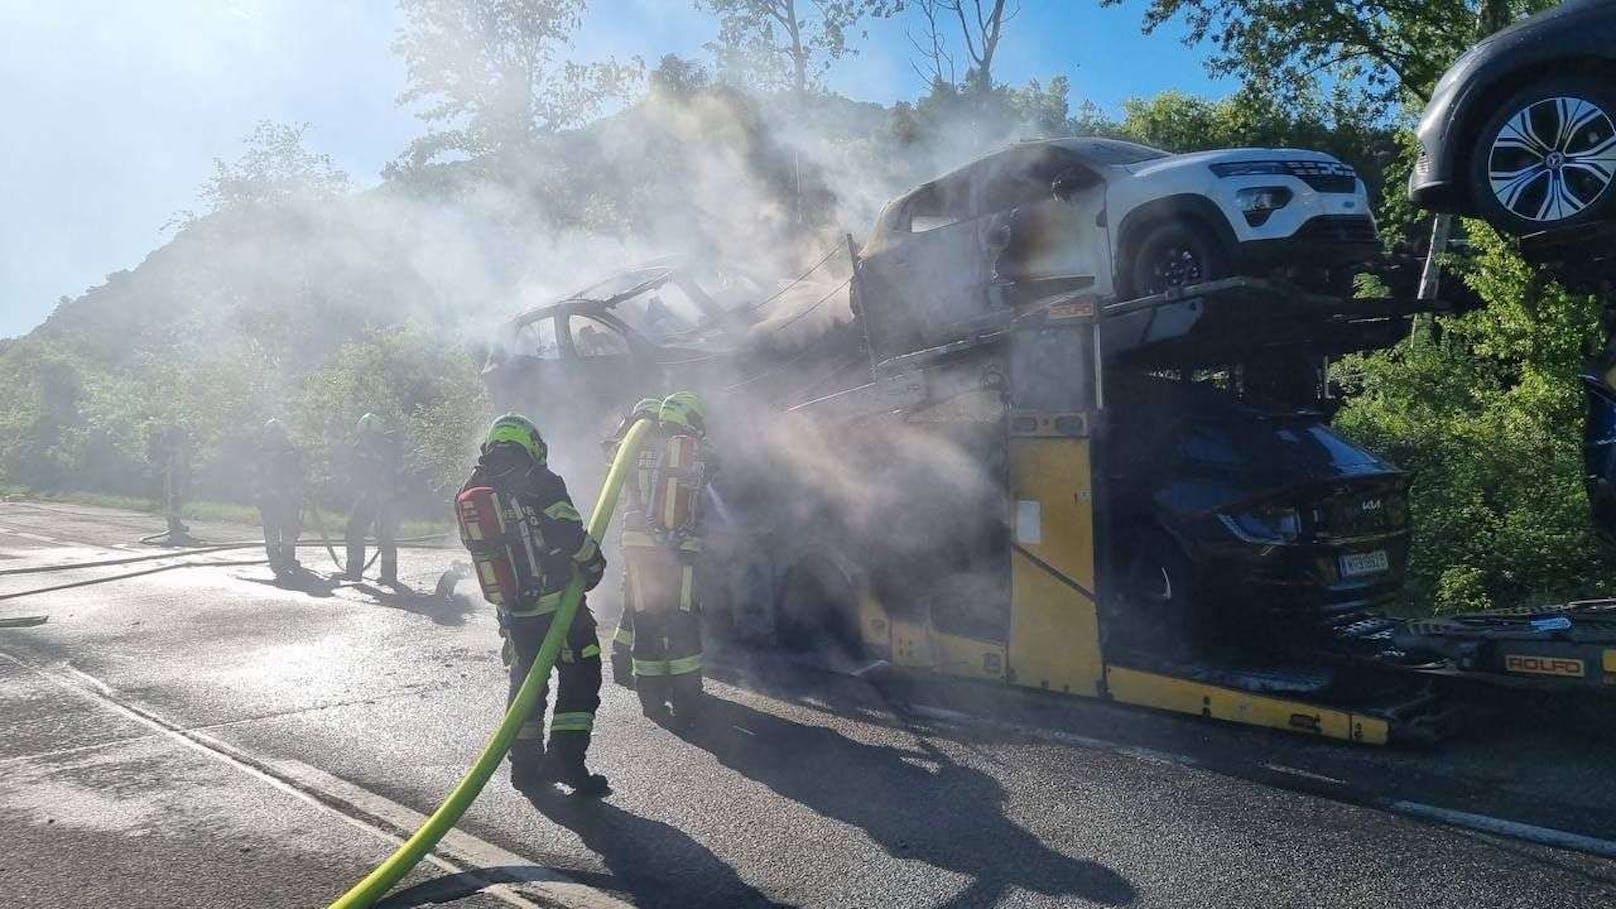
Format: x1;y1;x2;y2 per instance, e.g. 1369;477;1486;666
1052;170;1087;202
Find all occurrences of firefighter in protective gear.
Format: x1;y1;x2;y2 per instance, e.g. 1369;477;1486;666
346;412;401;584
604;397;665;687
612;391;713;722
256;419;305;577
459;413;611;797
146;425;193;544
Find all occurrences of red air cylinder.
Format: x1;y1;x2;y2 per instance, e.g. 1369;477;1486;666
456;485;518;607
649;434;703;537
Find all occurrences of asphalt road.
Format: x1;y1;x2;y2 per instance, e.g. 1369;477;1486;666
2;500;1614;909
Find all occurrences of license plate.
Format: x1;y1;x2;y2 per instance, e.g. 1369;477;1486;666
1340;550;1390;578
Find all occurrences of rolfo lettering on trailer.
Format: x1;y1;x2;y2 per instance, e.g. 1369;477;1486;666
1503;655;1586;678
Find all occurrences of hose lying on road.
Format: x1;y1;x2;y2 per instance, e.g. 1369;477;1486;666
0;558;271;603
326;417;655;909
0;615;48;628
0;536;453;578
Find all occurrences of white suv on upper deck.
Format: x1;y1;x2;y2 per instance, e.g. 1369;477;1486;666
858;138;1378;321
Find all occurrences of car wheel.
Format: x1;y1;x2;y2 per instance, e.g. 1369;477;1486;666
1125;221;1229;299
1119;529;1197;657
1467;77;1616;235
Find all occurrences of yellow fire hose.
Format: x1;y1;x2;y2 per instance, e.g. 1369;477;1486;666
326;418;654;909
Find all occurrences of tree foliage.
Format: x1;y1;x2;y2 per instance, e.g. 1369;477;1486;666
1334;227;1616;611
393;0;640;164
172;121;349;228
696;0;901;96
1102;0;1555;106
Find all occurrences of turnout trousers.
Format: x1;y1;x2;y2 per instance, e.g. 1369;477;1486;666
346;494;399;582
502;603;603;773
259;497;302;572
613;542;703;717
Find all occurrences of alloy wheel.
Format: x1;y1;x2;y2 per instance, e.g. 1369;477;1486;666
1488;96;1616;223
1149;245;1204;292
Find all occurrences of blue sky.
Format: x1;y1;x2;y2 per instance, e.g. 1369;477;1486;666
0;0;1227;338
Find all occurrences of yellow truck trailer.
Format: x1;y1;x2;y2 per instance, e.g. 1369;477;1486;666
716;278;1456;746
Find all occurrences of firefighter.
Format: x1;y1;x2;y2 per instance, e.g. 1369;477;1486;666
460;413;611;797
604;397;667;688
146;425;192;544
256;419;305;577
616;391;713;722
346;412;401;584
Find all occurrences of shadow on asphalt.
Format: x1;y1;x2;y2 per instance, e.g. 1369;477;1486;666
670;693;1138;908
237;568;339;599
361;584;480;627
371;864;618;908
525;789;795;909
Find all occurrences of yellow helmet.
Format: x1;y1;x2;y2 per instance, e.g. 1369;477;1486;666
483;413;548;464
630;397;663;421
659;391;706;436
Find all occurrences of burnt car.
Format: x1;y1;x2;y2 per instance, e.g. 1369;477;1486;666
482;259;857;470
1104;376;1410;655
485;261;733;419
1410;0;1616;234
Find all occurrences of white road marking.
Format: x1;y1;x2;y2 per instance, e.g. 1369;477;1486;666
1;652;630;909
909;704;1616;862
1387;800;1616;860
1261;763;1348;785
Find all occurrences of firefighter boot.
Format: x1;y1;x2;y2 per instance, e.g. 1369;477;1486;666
669;671;705;724
636;676;673;722
509;748;548;797
542;733;610;797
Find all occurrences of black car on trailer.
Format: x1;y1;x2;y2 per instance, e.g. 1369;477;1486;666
1410;0;1616;234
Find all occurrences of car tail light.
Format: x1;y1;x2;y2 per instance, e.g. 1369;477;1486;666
1219;504;1303;543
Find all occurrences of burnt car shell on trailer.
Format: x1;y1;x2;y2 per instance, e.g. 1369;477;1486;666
1107;377;1410;647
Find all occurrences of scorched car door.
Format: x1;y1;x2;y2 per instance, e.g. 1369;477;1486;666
987;161;1111;298
858;179;991;358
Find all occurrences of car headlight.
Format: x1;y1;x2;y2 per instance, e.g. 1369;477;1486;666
1219;505;1302;543
1236;186;1293;226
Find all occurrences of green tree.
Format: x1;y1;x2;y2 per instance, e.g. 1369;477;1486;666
696;0;901;98
393;0;639;165
1334;226;1615;611
910;0;1018;94
1115;87;1399;203
1102;0;1555;106
171;121;349;228
0;339;86;491
294;326;489;501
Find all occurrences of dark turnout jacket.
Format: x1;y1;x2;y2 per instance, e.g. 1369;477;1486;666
461;445;606;614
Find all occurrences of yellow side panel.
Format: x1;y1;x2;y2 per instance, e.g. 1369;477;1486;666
932;631;1008;681
890;616;933;669
1106;666;1390;745
1007;436;1104;696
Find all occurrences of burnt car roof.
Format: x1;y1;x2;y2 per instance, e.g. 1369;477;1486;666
513;260;682;328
